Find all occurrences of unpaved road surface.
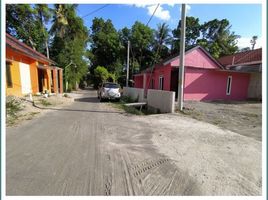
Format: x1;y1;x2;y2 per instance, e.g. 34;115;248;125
6;89;261;195
180;100;262;141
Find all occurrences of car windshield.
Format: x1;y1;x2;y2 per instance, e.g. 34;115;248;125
104;83;120;88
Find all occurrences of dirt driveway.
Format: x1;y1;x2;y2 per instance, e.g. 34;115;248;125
180;100;262;141
6;89;261;195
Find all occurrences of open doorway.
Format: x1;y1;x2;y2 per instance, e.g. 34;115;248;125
38;68;45;93
170;68;179;99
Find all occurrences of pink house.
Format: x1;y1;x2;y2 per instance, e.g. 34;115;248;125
133;46;251;101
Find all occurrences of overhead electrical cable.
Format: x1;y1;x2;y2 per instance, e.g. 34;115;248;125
146;4;160;26
82;4;109;18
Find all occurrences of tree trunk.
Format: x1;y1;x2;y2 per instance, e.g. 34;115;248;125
45;40;50;59
29;38;36;50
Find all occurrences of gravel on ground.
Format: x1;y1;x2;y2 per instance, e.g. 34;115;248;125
6;89;262;195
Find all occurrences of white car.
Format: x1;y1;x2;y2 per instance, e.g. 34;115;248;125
98;82;121;101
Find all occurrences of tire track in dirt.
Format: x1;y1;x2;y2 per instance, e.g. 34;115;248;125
7;89;201;195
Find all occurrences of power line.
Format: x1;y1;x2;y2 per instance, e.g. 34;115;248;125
82;4;109;18
146;4;160;26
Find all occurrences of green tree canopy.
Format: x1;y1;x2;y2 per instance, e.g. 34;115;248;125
6;4;51;54
171;17;240;58
50;4;89;90
90;17;123;73
130;21;154;71
172;16;201;53
197;19;240;58
153;23;172;62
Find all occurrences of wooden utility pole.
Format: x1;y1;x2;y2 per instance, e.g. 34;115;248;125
178;4;186;111
126;41;130;87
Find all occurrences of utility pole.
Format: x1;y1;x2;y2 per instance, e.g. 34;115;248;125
126;40;130;87
178;4;186;111
65;61;73;92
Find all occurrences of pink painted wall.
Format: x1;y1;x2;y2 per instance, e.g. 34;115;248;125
150;64;172;91
134;65;172;92
134;46;251;101
184;67;250;101
170;48;220;69
133;75;143;88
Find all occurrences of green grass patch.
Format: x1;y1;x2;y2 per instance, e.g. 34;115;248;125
26;112;40;120
112;102;144;115
6;96;24;126
39;99;52;106
111;95;155;115
6;97;22;118
63;93;70;98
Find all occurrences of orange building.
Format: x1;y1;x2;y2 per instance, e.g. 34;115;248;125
6;33;63;97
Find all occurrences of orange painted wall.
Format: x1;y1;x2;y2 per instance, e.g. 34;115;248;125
6;48;50;96
43;69;51;92
30;62;39;93
6;60;22;97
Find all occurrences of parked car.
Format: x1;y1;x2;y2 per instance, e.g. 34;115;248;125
98;82;121;101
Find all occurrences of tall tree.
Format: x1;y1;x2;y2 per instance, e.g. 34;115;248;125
6;4;51;53
250;35;258;50
130;21;154;71
153;23;172;62
90;18;123;75
34;4;52;58
49;4;70;38
172;16;201;53
50;4;89;90
197;19;240;58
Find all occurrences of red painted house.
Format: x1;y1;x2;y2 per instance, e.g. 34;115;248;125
133;46;251;101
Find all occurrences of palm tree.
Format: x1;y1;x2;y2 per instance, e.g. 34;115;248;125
153;23;172;61
250;36;258;50
50;4;74;38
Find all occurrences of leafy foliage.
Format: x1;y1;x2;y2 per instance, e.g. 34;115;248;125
94;66;110;84
172;17;201;53
172;17;240;58
6;4;51;54
50;4;89;90
153;23;172;63
6;4;243;90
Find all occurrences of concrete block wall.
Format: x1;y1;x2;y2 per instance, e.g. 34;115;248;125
147;89;175;113
123;87;145;102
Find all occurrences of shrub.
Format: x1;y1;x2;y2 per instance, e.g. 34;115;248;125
6;96;22;118
40;99;52;106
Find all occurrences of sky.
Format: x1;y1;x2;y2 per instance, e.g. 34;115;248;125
59;4;262;49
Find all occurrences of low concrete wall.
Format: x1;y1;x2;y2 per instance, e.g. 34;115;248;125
147;89;175;113
123;87;145;102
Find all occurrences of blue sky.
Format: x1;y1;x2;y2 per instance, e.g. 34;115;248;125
49;4;262;49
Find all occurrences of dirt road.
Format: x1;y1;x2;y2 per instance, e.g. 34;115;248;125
6;89;261;195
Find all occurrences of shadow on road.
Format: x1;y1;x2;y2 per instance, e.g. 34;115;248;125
33;104;124;114
74;97;100;103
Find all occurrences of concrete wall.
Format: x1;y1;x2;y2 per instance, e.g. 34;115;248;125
247;72;262;99
123;87;145;102
147;89;175;113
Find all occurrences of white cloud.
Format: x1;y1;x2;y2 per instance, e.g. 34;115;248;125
236;36;262;49
134;4;171;21
147;4;170;21
179;4;191;14
133;3;153;8
166;3;175;7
